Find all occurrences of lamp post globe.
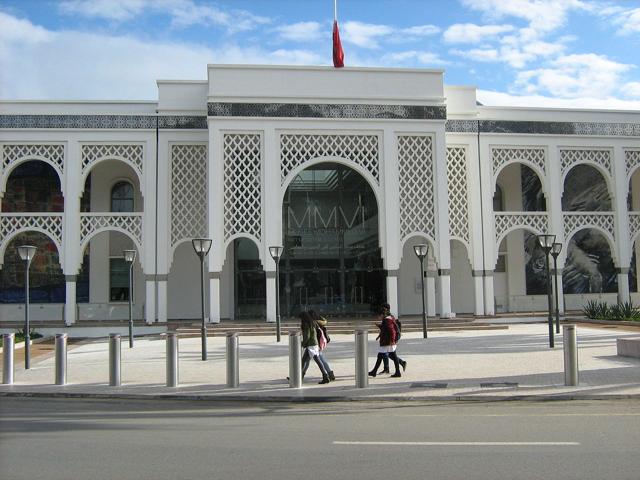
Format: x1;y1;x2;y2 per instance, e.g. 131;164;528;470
17;245;37;370
413;244;429;339
537;234;556;348
123;249;136;348
269;246;284;342
192;238;212;360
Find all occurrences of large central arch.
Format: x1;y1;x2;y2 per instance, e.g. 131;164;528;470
279;162;384;316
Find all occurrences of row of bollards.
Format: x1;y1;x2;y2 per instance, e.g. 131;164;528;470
1;326;581;388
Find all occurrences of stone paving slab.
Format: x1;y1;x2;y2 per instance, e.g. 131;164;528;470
1;324;639;402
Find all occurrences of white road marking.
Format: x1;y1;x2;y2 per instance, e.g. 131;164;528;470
394;413;640;418
333;441;580;446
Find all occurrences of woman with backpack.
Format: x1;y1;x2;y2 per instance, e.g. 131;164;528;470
299;310;331;384
369;304;407;378
309;310;335;381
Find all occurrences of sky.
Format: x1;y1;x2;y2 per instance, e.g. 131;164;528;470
1;0;640;109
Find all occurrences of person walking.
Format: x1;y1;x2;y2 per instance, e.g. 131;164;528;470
382;303;407;374
309;310;335;381
299;310;331;384
369;305;406;378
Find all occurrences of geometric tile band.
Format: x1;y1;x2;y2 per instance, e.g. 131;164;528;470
224;134;262;243
170;144;207;248
280;134;379;185
446;119;640;137
398;135;435;241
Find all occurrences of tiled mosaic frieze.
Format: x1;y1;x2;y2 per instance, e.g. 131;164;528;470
494;212;548;248
563;212;615;242
0;213;63;252
208;102;447;120
398;135;435;241
223;134;262;242
630;213;640;245
446;120;640;137
560;149;612;178
81;144;144;177
492;147;546;179
280;134;379;185
447;146;469;245
0;115;207;129
170;144;207;248
80;213;143;248
626;150;640;178
1;144;65;176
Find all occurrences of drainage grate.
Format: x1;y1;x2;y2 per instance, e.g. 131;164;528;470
410;382;448;389
480;382;518;388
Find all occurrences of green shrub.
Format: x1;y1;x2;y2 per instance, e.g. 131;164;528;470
583;300;640;321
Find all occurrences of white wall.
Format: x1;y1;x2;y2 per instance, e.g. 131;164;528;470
450;240;475;313
167;241;202;319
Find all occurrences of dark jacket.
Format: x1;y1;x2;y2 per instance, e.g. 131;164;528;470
377;316;398;347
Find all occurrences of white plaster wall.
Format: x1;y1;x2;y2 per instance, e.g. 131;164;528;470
450;240;475;313
167;241;202;319
398;237;428;315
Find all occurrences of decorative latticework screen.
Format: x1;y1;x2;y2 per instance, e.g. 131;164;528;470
280;134;379;185
170;144;207;248
560;149;612;177
491;147;546;179
223;134;262;242
630;212;640;245
398;135;434;241
494;212;548;248
81;144;144;178
626;149;640;179
563;212;615;242
0;213;63;252
447;146;469;246
1;144;65;179
80;213;143;248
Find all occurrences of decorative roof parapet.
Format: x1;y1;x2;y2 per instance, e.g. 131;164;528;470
446;119;640;136
0;115;207;129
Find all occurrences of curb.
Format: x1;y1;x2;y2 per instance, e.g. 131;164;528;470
1;391;639;403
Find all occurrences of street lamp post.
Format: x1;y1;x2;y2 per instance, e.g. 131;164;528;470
269;246;284;343
413;244;429;339
123;249;136;348
192;238;212;361
537;234;556;348
17;245;36;370
551;242;563;334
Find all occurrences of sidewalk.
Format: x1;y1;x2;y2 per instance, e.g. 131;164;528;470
1;323;639;402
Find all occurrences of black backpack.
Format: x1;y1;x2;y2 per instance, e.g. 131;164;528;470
393;316;402;341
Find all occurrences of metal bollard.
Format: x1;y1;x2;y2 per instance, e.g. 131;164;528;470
55;333;67;386
109;334;121;387
355;328;369;388
166;332;179;387
2;333;14;385
226;333;239;388
563;324;579;386
289;331;302;388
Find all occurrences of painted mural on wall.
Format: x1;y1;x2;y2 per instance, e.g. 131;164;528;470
525;164;617;295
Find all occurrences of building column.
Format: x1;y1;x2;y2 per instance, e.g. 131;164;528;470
552;268;566;315
145;276;155;324
613;146;632;304
438;270;453;318
208;271;219;323
472;270;485;316
386;271;399;315
157;275;168;323
483;272;495;315
64;275;76;326
426;271;437;317
266;272;276;323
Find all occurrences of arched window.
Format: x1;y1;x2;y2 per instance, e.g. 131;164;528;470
111;181;134;212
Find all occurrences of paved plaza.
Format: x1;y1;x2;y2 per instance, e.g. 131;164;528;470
1;322;639;401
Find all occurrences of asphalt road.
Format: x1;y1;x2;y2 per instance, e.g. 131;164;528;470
1;398;639;480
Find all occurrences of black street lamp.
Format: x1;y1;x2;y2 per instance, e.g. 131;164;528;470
537;233;556;348
123;249;136;348
551;242;563;334
269;246;284;342
17;245;36;369
192;238;212;361
413;243;429;339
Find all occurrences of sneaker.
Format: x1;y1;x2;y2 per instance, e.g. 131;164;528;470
319;377;330;384
400;361;407;372
391;372;402;378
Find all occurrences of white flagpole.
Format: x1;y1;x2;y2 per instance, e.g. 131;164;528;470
334;0;337;21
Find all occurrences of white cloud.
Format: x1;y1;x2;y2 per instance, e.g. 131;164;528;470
274;22;323;42
400;24;440;37
341;21;393;49
443;23;514;43
624;82;640;98
381;50;448;66
514;53;632;98
610;7;640;35
0;12;322;100
59;0;271;33
450;48;500;62
478;88;640;109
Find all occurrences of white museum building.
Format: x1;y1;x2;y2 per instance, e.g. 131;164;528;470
0;64;639;325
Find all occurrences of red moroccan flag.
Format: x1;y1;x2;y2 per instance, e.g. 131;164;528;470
333;20;344;68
